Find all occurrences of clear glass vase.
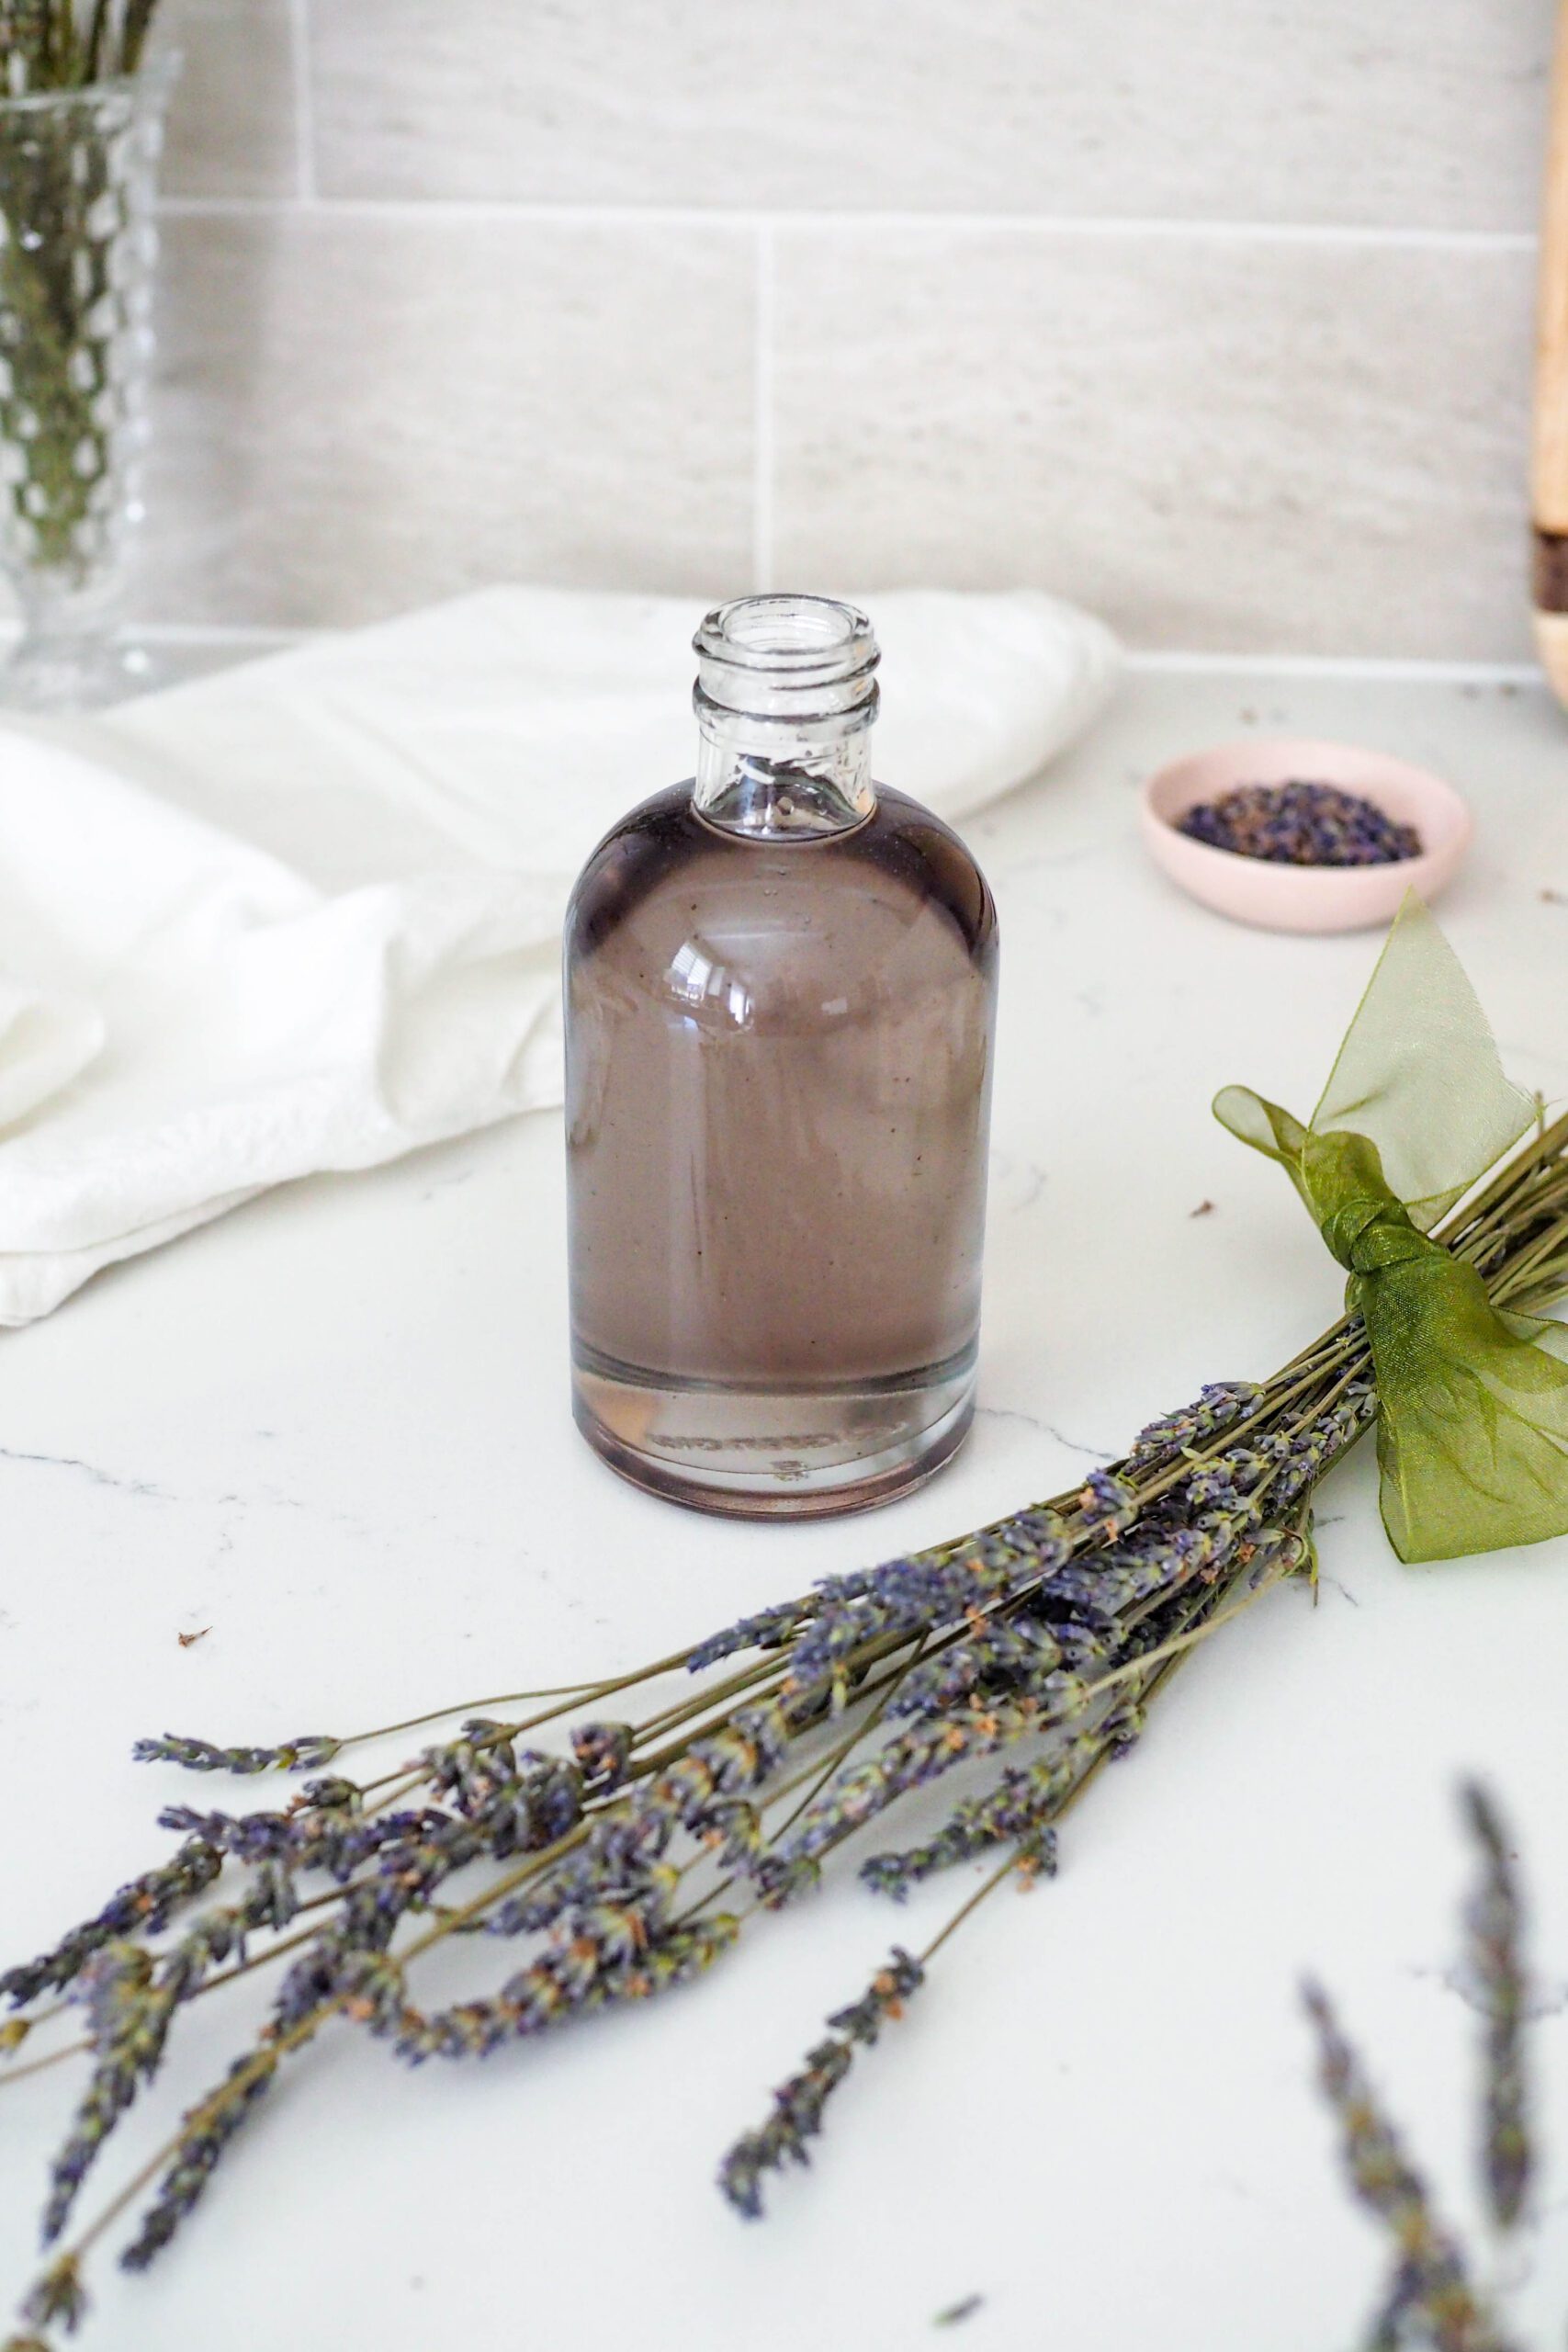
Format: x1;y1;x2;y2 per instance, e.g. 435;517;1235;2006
0;57;177;711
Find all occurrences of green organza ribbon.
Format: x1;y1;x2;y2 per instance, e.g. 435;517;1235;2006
1214;896;1568;1564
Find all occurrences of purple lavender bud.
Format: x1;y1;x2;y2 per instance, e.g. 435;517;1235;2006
570;1721;634;1787
718;1951;924;2218
1077;1470;1139;1536
1461;1783;1530;2231
21;2255;86;2333
1177;781;1421;868
132;1732;342;1776
1127;1382;1267;1469
118;2048;281;2272
1;1838;222;2009
686;1601;804;1672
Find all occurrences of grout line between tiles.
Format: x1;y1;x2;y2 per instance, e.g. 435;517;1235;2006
752;224;775;594
288;0;317;203
152;194;1540;255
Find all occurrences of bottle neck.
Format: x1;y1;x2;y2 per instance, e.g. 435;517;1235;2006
689;594;880;841
693;718;875;838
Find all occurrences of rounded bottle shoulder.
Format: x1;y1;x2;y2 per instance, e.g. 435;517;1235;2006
567;781;997;970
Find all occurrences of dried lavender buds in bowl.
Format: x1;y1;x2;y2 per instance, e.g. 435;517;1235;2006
1141;736;1472;934
1177;780;1422;868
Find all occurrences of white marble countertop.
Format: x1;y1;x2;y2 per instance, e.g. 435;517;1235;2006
3;663;1568;2352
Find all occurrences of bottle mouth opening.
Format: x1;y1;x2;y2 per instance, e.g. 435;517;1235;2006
694;594;880;733
694;594;878;687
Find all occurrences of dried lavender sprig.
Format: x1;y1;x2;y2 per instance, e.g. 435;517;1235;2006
89;1811;737;2272
40;1948;160;2245
788;1517;1075;1696
860;1525;1294;1901
131;1734;342;1777
752;1694;1069;1907
1076;1469;1139;1535
886;1618;1066;1719
718;1949;924;2217
1303;1982;1516;2352
1124;1379;1266;1469
255;1711;746;2050
117;2048;279;2273
762;1479;1308;1907
1365;2264;1426;2352
119;1916;731;2274
0;1838;221;2010
365;1912;739;2066
18;2252;85;2335
41;1860;300;2244
716;1543;1294;2225
157;1777;388;1877
16;1997;336;2330
688;1509;1074;1698
706;1376;1357;1749
861;1764;1072;1898
687;1601;805;1673
1461;1782;1529;2231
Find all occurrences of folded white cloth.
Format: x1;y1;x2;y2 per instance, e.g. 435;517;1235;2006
0;584;1119;1322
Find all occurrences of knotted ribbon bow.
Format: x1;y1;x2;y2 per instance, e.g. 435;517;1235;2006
1215;898;1568;1563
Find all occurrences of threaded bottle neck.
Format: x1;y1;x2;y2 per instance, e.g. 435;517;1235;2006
692;594;879;838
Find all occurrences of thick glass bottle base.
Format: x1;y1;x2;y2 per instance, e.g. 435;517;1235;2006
571;1344;976;1520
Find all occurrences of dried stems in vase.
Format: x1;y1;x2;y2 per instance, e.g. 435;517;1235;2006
0;4;162;94
0;0;172;707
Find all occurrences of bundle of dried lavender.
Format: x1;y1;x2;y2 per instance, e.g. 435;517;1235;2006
6;1108;1568;2348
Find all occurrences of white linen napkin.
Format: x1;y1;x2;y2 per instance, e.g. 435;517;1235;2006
0;584;1119;1322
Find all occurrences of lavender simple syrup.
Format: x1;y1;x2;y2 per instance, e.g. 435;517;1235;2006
564;596;998;1518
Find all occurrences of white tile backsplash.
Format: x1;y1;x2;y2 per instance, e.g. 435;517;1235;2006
771;227;1537;662
309;0;1555;232
133;0;1555;657
142;211;756;627
158;0;299;198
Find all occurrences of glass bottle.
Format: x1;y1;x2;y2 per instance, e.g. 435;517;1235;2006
564;594;998;1518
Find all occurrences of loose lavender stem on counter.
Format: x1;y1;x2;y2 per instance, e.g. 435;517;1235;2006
719;1949;925;2218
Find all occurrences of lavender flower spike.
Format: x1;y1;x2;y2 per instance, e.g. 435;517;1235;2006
118;2047;284;2272
719;1950;923;2218
0;1837;221;2009
1461;1782;1530;2231
132;1733;343;1776
1303;1981;1515;2352
1125;1379;1264;1468
19;2251;87;2334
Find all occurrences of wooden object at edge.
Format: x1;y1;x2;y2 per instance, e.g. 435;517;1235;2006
1534;0;1568;704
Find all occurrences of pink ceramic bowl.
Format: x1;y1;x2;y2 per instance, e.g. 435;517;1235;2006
1141;736;1472;933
